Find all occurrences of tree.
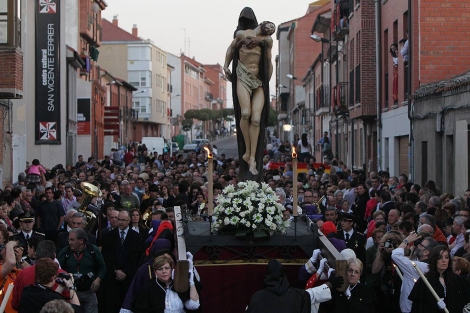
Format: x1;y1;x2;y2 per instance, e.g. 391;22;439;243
184;109;198;120
181;119;193;132
267;106;277;127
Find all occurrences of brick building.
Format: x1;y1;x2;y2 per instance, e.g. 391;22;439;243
0;0;22;185
276;1;330;149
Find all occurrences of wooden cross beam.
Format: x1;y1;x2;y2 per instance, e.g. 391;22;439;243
317;229;348;291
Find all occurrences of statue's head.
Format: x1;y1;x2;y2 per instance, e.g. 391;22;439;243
260;21;276;36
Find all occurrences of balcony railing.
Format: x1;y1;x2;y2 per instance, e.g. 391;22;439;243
315;85;330;116
205;92;213;101
334;82;349;115
332;3;350;41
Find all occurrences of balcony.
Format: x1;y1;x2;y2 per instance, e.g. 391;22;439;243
349;104;377;120
334;82;349;115
315;85;330;116
80;13;103;46
332;2;350;42
205;92;213;101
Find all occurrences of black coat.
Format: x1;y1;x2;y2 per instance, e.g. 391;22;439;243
11;231;45;257
337;229;366;266
322;283;377;313
101;228;142;277
409;271;470;313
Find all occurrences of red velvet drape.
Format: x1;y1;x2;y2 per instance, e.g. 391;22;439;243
196;263;304;313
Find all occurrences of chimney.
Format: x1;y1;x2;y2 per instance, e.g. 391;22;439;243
112;15;118;26
132;24;138;37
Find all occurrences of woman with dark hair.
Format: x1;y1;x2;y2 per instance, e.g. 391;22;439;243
409;245;470;313
297;133;312;163
425;180;439;196
390;43;399;104
129;209;148;239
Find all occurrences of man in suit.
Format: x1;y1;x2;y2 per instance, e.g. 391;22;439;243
56;212;97;253
337;212;366;271
379;191;394;223
11;212;45;257
100;210;142;313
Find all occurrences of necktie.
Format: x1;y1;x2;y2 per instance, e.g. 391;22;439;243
345;233;350;242
120;231;125;244
26;234;30;241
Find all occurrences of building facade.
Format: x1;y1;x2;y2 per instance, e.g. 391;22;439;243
99;17;169;143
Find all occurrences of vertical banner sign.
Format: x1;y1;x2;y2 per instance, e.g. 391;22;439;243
35;0;61;144
77;99;91;135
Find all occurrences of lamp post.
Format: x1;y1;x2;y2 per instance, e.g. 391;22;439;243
169;94;181;156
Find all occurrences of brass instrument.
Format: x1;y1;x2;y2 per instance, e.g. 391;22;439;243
142;207;153;228
313;195;325;214
78;182;101;233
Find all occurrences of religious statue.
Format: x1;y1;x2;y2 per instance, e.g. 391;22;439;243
224;8;275;182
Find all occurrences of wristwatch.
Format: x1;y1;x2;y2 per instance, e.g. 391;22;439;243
68;286;77;291
403;239;409;245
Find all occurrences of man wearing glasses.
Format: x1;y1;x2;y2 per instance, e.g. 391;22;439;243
392;232;438;313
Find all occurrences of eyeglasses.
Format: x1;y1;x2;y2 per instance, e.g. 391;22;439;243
117;218;129;222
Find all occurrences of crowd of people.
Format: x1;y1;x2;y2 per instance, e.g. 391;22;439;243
0;135;468;313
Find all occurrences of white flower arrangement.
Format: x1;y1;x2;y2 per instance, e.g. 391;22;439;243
211;181;290;235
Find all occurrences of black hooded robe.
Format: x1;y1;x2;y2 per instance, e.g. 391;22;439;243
245;259;311;313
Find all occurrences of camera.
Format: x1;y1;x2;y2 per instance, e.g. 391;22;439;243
384;240;395;249
414;238;423;247
55;272;72;286
14;242;24;249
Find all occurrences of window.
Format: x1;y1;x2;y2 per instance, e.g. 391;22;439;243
133;98;150;113
184;65;198;79
128;71;151;87
0;0;20;47
128;46;151;60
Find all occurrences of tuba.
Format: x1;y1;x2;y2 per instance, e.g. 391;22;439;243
78;182;101;233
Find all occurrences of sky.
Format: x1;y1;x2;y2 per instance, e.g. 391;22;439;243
102;0;313;108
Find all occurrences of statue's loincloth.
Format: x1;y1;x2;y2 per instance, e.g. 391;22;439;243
236;61;262;96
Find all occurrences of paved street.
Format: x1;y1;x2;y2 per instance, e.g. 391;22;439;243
212;134;238;159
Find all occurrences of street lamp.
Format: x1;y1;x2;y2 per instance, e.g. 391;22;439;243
310;34;331;43
169;93;181;155
286;74;297;80
133;89;147;96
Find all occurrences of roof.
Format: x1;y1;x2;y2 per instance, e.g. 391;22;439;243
413;70;470;99
102;19;142;42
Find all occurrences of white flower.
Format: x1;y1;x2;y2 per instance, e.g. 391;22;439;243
253;213;263;223
265;220;272;227
239;211;246;218
224;217;230;225
230;216;240;225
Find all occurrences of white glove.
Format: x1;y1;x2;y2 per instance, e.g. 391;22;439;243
317;258;327;275
310;249;321;264
186;251;194;262
188;259;195;286
437;299;446;310
328;268;335;278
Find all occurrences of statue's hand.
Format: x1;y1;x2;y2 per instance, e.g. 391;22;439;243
223;66;232;82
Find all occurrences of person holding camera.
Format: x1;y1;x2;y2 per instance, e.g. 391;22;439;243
370;231;404;313
18;258;81;313
58;228;106;313
391;231;439;313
